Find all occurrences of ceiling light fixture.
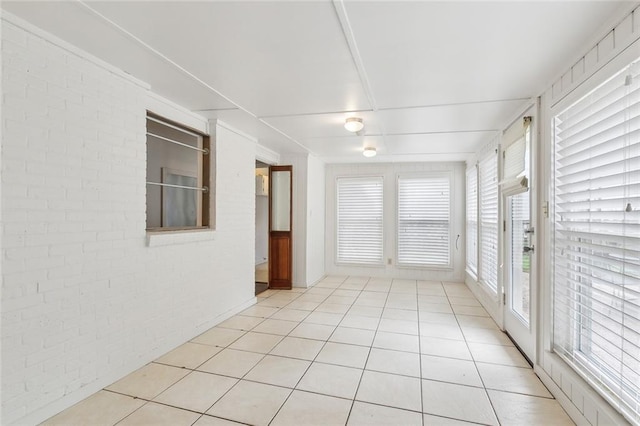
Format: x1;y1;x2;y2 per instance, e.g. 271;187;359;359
344;117;364;132
363;147;377;158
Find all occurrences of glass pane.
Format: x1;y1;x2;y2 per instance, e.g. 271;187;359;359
146;118;201;229
510;191;531;324
162;176;198;227
271;170;291;231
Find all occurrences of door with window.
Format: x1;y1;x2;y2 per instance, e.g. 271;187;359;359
269;165;293;289
504;189;535;361
501;115;535;362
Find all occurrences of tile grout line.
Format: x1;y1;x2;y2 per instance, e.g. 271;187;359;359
416;279;425;426
265;275;349;425
445;283;502;426
344;275;387;426
184;285;305;424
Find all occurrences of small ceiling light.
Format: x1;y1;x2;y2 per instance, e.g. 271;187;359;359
344;117;364;132
363;147;377;158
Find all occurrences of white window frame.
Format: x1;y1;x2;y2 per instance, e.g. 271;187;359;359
478;149;500;293
396;172;453;269
466;165;479;277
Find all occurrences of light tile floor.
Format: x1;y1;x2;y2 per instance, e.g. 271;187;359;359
42;276;575;426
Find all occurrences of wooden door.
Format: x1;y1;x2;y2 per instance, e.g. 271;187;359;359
269;165;292;289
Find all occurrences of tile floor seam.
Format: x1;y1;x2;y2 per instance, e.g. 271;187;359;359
345;276;386;426
98;393;208;426
198;347;272;421
415;280;425;426
484;387;556;400
265;277;348;425
351;399;426;415
111;399;147;426
322;275;372;425
199;413;254;425
446;284;501;426
105;364;193;403
158;369;243;420
151;342;226;372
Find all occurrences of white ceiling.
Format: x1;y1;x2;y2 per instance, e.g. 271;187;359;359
3;1;631;163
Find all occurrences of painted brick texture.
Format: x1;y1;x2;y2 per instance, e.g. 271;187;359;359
1;17;255;424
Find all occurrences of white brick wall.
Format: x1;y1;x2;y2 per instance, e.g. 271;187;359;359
549;5;640;105
2;15;256;425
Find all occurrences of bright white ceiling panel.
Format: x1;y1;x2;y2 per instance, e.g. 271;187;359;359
384;132;495;155
3;1;237;111
262;111;382;140
379;99;529;135
345;1;627;109
87;1;371;117
4;0;630;164
301;136;386;157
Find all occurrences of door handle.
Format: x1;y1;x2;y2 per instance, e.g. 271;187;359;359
523;246;535;253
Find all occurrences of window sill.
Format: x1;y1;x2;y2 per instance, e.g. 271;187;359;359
396;263;453;271
146;228;215;247
334;261;386;268
476;279;500;301
466;269;478;281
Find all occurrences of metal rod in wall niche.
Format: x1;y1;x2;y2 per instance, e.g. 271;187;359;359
146;181;209;193
146;132;209;155
147;115;202;138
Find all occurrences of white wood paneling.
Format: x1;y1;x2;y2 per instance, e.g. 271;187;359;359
3;1;630;163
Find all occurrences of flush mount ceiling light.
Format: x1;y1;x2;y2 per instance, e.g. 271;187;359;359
344;117;364;132
363;147;377;158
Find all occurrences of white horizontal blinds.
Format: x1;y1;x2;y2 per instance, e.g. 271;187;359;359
479;151;499;292
336;177;384;264
397;175;451;266
466;167;478;274
553;59;640;423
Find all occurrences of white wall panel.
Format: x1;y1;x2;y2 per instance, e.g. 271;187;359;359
306;155;326;286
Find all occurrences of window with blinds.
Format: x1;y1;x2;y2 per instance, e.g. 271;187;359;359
466;167;478;275
336;177;384;264
479;151;499;292
397;175;451;267
552;58;640;424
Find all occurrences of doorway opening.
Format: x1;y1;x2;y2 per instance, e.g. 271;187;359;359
255;160;269;295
